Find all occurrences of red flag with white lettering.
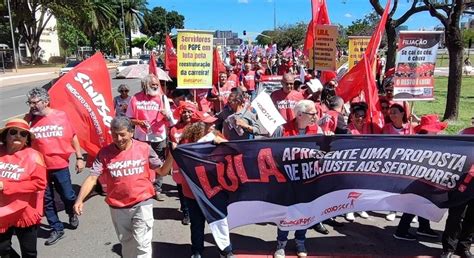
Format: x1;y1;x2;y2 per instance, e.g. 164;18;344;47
165;35;177;78
48;53;114;160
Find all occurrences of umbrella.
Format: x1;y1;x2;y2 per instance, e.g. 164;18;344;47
116;64;172;81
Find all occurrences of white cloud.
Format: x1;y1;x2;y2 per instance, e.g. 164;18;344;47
344;13;353;18
238;0;249;3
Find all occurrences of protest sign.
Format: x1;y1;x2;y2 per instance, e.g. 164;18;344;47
348;36;371;69
313;24;338;71
48;53;114;160
177;30;214;89
393;31;442;101
251;92;286;135
173;135;474;250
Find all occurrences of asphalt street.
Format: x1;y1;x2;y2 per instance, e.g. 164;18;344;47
0;71;464;257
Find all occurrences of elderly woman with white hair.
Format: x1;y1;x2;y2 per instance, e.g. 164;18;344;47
114;84;131;117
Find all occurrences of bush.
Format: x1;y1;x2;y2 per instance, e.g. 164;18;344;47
49;56;65;64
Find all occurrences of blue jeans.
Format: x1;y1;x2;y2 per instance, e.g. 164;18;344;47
44;167;76;232
277;228;307;242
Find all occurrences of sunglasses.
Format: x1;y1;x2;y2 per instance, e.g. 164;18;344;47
119;90;129;93
9;129;29;138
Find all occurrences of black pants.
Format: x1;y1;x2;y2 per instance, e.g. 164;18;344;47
0;226;37;258
149;140;167;192
177;184;189;217
186;198;233;256
442;199;474;252
186;197;205;255
396;214;430;234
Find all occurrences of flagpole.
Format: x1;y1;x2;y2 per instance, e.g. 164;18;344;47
311;0;315;73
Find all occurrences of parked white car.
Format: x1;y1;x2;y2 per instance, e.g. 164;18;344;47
116;59;144;76
59;60;81;76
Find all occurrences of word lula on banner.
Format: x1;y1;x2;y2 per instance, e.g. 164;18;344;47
173;135;474;249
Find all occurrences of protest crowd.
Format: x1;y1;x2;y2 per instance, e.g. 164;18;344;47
1;2;474;258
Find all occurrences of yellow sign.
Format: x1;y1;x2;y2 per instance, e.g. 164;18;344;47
177;30;214;89
348;36;371;69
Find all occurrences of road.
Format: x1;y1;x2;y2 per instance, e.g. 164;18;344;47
0;72;462;257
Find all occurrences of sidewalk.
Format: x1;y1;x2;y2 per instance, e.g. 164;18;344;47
0;67;58;87
0;64;117;88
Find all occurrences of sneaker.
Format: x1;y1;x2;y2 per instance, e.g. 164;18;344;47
182;215;191;225
386;212;396;221
345;212;355;221
45;230;65;246
296;244;307;257
220;252;235;258
313;223;329;235
393;232;417;241
411;216;418;224
191;253;201;258
455;249;474;258
324;218;344;227
440;251;454;258
417;228;438;238
358;211;369;219
69;214;79;229
155;192;165;201
274;248;285;258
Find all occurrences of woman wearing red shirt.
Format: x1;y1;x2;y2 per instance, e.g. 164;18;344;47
0;119;46;258
382;103;413;222
170;101;200;225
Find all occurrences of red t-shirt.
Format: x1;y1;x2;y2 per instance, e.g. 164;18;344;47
348;122;382;134
271;89;305;122
29;109;76;169
228;73;239;88
210;81;235;113
240;70;256;91
0;146;46;232
92;140;162;208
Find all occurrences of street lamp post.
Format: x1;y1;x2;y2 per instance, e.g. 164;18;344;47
7;0;18;72
120;0;128;57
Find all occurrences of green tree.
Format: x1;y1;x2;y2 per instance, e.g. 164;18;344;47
142;6;184;45
77;0;117;51
462;28;474;48
346;12;380;36
423;0;474;120
131;36;157;51
255;30;278;46
57;18;89;56
99;27;126;55
120;0;147;57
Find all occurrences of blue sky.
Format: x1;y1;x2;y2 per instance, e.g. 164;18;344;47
148;0;469;37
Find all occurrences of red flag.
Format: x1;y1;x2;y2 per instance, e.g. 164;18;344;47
213;48;226;86
303;0;331;55
229;50;236;65
165;35;177;78
336;0;391;102
335;0;391;130
48;53;114;160
149;52;157;76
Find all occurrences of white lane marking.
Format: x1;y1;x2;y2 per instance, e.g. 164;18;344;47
0;72;55;81
2;113;23;122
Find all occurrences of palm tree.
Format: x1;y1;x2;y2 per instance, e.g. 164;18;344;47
101;28;125;55
79;0;117;51
119;0;147;57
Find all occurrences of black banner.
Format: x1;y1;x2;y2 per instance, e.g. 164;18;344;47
173;135;474;249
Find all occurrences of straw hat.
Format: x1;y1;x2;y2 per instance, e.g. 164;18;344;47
414;114;447;133
0;118;35;144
